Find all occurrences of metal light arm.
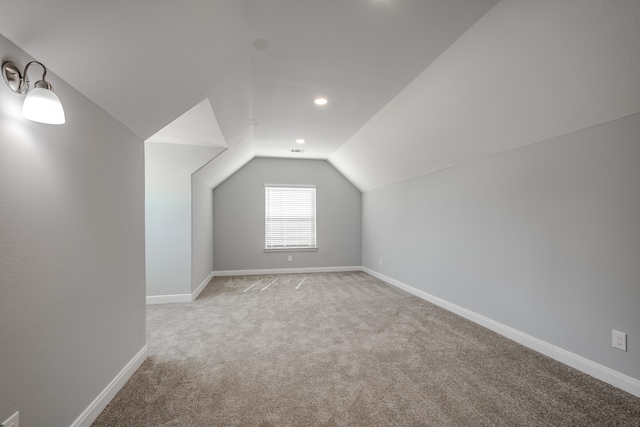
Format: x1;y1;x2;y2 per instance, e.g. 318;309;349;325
2;60;53;94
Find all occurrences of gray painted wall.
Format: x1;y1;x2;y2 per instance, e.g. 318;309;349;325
0;35;146;426
145;142;220;297
191;175;214;292
362;113;640;380
213;158;361;271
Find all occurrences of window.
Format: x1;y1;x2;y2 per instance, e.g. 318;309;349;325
265;185;317;250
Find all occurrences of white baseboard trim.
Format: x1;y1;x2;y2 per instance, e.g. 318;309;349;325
361;267;640;398
146;293;192;304
193;271;215;301
213;265;361;277
71;345;148;427
145;271;216;304
146;267;360;304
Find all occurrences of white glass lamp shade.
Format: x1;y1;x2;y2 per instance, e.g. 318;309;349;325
22;87;66;124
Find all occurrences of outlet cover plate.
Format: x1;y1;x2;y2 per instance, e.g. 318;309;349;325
612;330;627;351
1;411;19;427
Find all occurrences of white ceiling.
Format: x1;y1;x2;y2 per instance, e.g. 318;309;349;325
1;0;639;191
0;0;252;146
329;0;640;191
247;0;498;159
146;99;228;148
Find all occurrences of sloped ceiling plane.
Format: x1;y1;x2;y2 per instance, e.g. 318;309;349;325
1;0;639;191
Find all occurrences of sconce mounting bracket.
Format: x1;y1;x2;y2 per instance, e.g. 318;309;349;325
2;61;28;94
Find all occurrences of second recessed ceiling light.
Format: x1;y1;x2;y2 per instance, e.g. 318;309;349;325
296;139;305;144
314;98;328;106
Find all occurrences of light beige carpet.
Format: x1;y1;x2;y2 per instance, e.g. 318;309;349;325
93;272;640;426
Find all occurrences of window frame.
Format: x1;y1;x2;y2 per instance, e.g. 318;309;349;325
264;184;318;252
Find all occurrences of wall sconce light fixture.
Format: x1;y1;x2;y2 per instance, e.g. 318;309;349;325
2;60;65;124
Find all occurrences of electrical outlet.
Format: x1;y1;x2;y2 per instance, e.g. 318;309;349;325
379;259;382;266
288;255;292;262
612;330;627;351
1;411;19;427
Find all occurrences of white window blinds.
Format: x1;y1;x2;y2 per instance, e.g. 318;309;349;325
265;185;317;249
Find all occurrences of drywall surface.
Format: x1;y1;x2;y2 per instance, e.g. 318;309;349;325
191;176;214;292
212;158;361;271
362;113;640;380
145;142;221;297
196;137;255;190
330;0;640;191
0;35;146;426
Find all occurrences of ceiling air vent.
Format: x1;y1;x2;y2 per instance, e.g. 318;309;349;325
291;148;305;153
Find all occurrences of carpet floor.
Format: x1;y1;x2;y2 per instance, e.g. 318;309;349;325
93;272;640;426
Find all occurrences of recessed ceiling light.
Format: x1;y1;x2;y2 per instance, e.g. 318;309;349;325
296;139;305;144
314;98;328;106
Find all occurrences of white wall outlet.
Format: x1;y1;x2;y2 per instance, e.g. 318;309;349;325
379;259;382;266
1;411;19;427
288;255;292;262
612;330;627;351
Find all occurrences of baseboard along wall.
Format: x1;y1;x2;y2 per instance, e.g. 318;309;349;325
193;271;215;300
361;267;640;399
146;294;192;304
146;271;215;304
213;266;362;277
70;345;148;427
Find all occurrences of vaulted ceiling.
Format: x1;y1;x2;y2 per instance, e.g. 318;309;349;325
2;0;639;191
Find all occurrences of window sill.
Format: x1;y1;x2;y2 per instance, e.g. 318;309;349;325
264;247;318;253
